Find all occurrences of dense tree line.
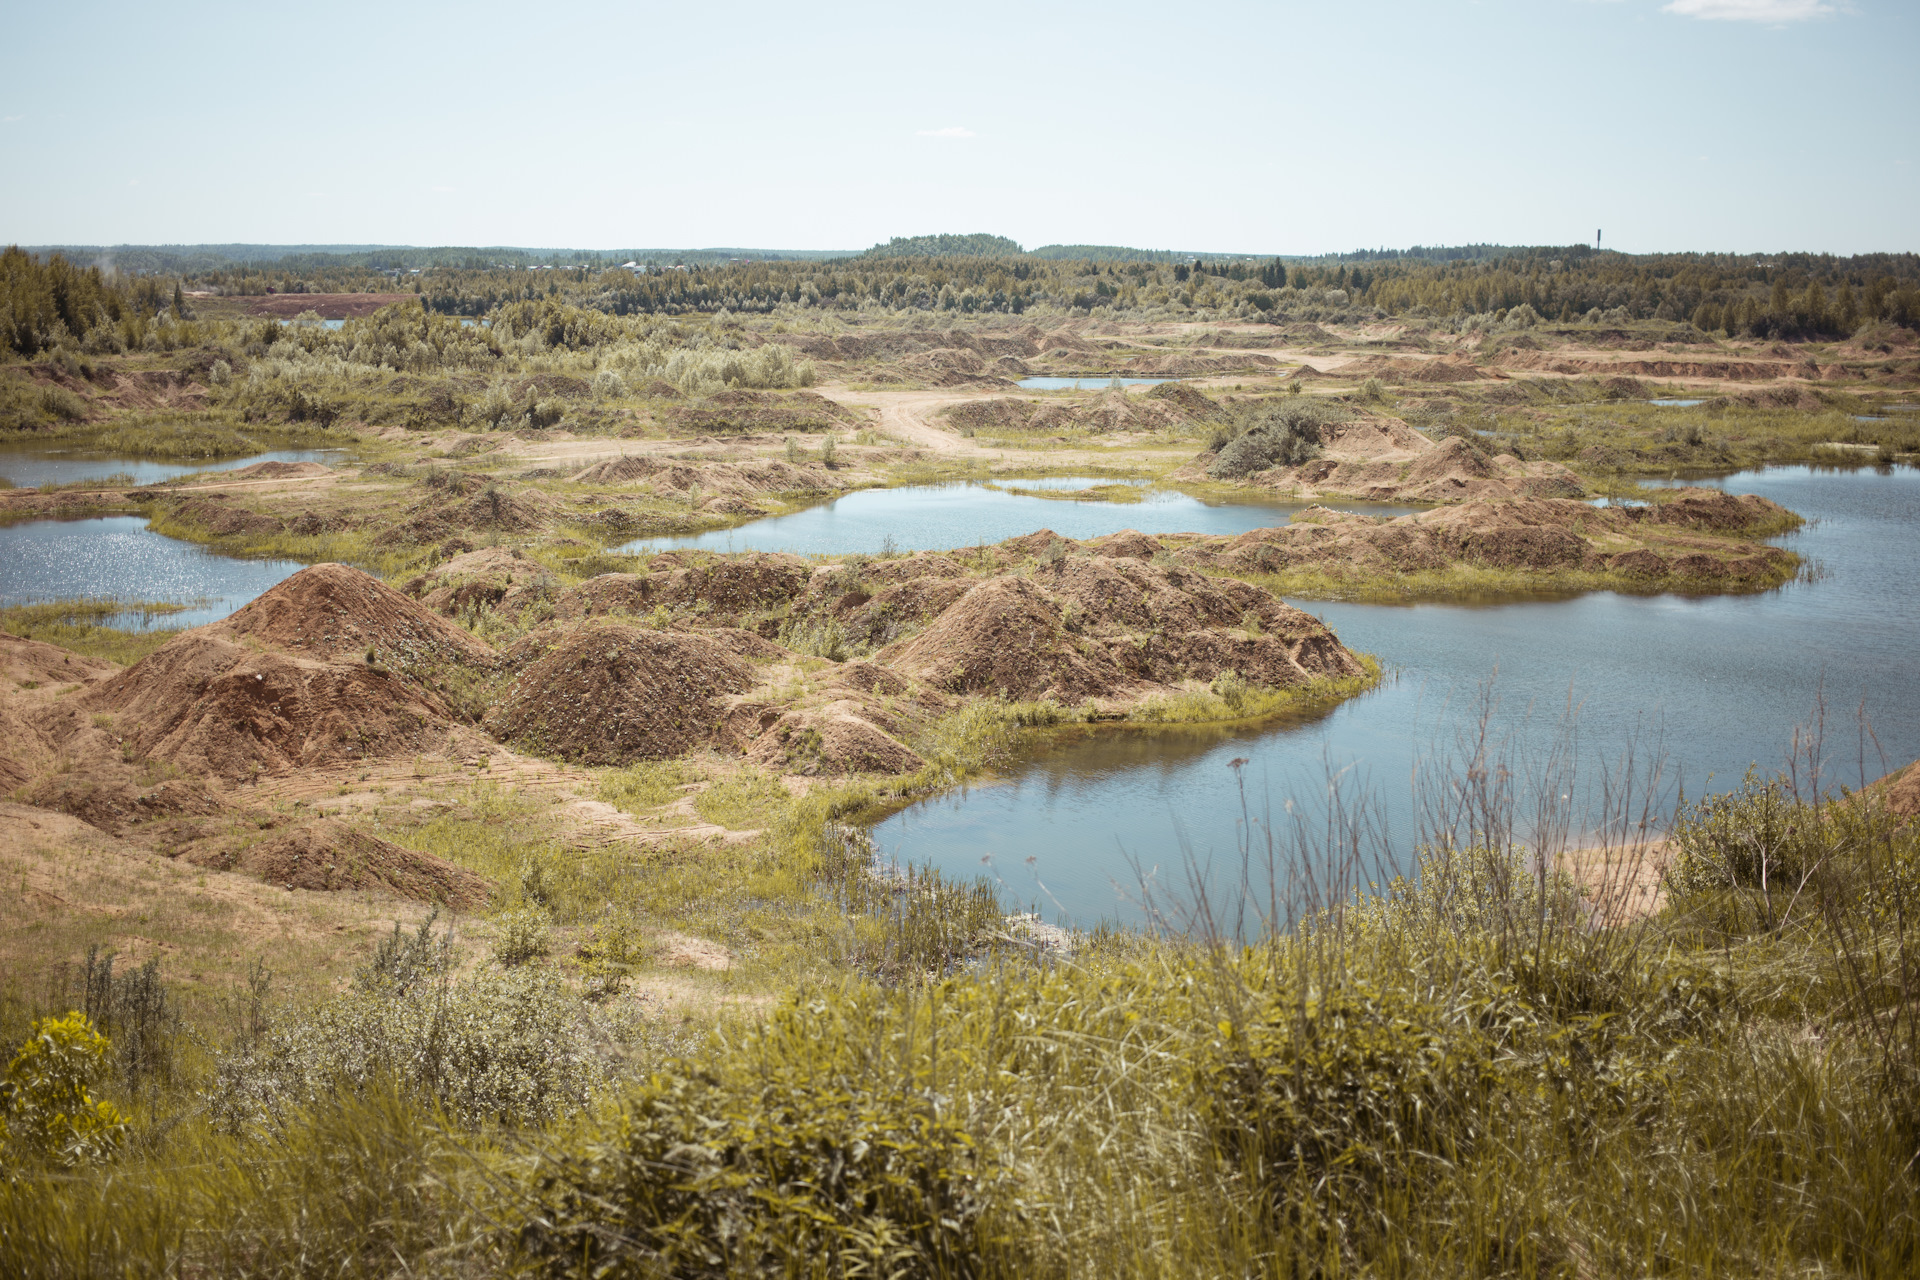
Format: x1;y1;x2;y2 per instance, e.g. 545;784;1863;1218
7;241;1918;359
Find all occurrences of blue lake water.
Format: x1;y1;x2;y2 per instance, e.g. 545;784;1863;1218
871;465;1920;927
619;481;1421;556
1016;377;1173;390
0;448;343;490
1650;399;1704;408
0;516;305;627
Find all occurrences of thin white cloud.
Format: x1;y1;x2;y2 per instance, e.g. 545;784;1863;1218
916;126;975;138
2;115;22;123
1664;0;1838;22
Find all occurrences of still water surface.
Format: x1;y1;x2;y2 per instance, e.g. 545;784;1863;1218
1015;377;1173;390
0;516;304;628
621;480;1418;556
0;448;343;489
872;466;1920;926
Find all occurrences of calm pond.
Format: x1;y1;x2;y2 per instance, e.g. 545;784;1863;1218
621;480;1419;556
0;448;343;490
1015;377;1173;390
0;516;304;628
872;465;1920;926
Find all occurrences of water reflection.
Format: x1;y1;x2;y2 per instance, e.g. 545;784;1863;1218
873;466;1920;927
0;516;305;628
622;481;1421;556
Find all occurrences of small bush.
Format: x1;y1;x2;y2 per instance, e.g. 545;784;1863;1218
517;1018;1006;1277
1209;669;1249;711
1208;401;1345;478
211;966;596;1132
493;907;554;966
1667;768;1834;899
0;1012;129;1166
208;359;232;386
780;614;849;661
589;367;627;399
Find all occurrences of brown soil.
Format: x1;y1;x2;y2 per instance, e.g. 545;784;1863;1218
64;634;460;782
1182;409;1584;504
666;390;860;434
401;547;559;621
568;454;838;500
1175;492;1795;589
229;460;332;480
1879;759;1920;818
483;621;756;764
214;563;497;668
879;558;1362;704
187;818;490;907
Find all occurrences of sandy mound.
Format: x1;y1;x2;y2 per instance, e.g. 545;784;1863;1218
1882;760;1920;819
19;765;223;837
72;635;460;781
229;460;330;480
880;577;1108;701
167;496;285;535
1086;529;1161;560
192;819;489;907
401;547;558;621
483;622;755;764
1144;381;1226;418
0;631;113;687
667;390;860;434
1647;488;1792;534
1183;496;1796;591
875;562;1363;704
551;556;810;625
745;710;925;776
215;563;497;669
569;454;836;498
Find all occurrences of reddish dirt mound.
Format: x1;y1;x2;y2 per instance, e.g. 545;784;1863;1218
167;496;285;535
879;562;1365;703
649;554;811;614
228;460;330;480
553;573;652;621
1647;488;1792;534
1144;381;1226;418
1882;760;1920;818
1086;529;1161;560
570;455;836;496
19;766;223;837
73;634;460;781
192;819;490;906
402;548;557;621
880;577;1110;701
745;710;925;776
0;631;112;687
483;622;755;764
214;563;497;668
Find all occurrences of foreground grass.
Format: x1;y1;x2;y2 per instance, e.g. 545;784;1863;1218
3;767;1915;1277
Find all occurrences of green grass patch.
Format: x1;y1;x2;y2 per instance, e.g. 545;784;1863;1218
693;769;793;830
0;600;191;665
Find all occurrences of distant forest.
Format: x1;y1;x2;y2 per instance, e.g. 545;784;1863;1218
5;240;1918;358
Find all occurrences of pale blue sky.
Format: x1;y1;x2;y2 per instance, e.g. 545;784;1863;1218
2;0;1912;255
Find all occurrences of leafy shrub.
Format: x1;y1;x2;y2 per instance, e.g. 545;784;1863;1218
493;907;553;966
208;358;232;386
590;367;627;399
210;966;597;1132
1202;981;1497;1221
780;613;849;661
1209;668;1249;711
76;946;177;1093
517;1018;1007;1277
37;385;88;421
0;1012;129;1166
1667;768;1835;899
1208;401;1345;478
